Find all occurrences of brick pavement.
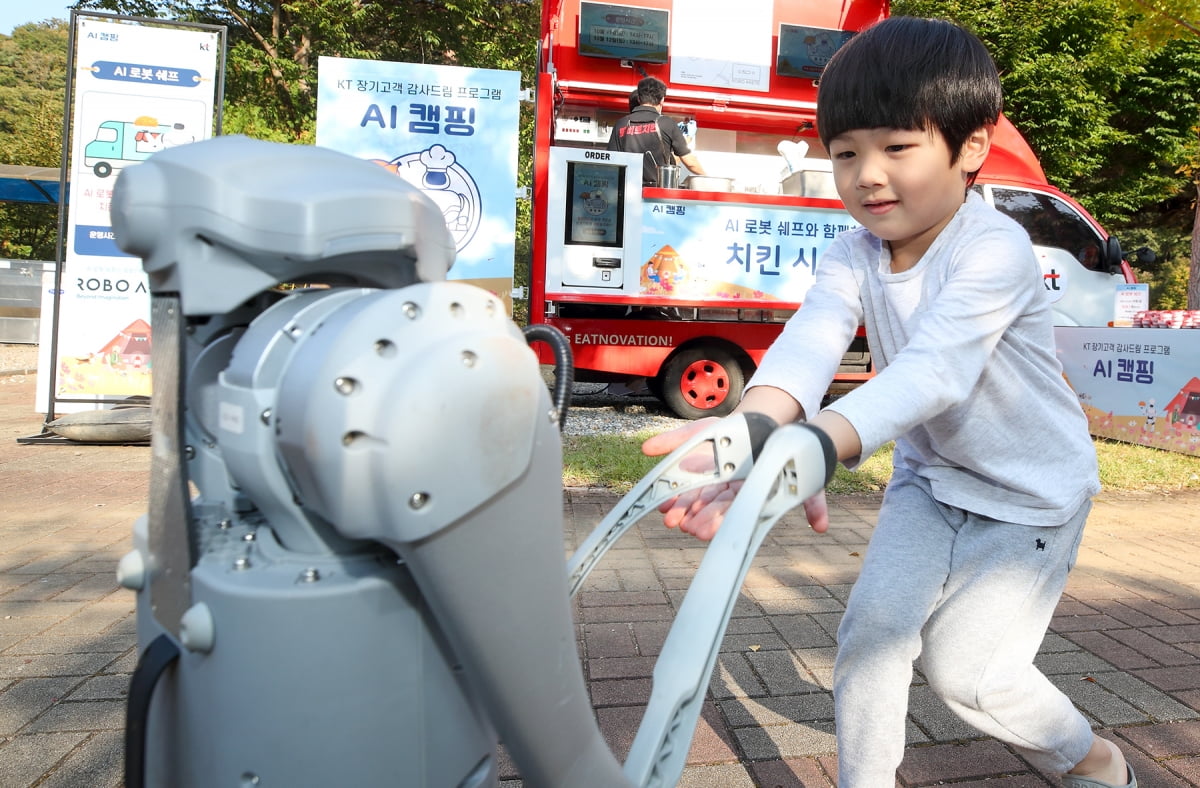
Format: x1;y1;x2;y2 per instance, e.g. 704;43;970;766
1;370;1199;787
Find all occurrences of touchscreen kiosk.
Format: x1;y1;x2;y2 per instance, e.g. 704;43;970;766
546;147;644;291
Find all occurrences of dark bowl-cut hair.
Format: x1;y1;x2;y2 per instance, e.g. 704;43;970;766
815;16;1002;165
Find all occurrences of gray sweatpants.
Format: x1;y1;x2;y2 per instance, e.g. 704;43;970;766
833;469;1095;786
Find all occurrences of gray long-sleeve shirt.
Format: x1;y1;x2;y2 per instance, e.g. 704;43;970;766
748;192;1100;526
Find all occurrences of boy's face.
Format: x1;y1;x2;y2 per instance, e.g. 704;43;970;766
828;125;991;271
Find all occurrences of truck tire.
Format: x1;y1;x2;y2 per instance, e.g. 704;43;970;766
94;162;112;178
660;346;744;420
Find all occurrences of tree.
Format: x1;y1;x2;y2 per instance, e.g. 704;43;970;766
0;21;69;259
70;0;541;296
73;0;539;141
894;0;1200;307
1118;0;1200;308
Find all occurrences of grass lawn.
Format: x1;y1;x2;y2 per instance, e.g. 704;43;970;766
562;430;1200;494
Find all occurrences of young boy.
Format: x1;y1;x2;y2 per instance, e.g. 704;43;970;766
643;16;1136;787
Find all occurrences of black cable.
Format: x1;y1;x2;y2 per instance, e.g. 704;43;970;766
124;634;180;788
523;324;574;428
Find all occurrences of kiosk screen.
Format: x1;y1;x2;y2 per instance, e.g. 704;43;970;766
565;160;626;248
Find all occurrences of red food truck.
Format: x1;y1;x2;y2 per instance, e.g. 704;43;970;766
528;0;1137;418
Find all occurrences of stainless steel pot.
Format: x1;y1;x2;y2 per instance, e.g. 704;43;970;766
685;175;734;192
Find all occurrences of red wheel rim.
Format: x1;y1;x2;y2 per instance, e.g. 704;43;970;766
678;360;729;410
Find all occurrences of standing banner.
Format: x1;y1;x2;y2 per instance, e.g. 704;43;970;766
1055;326;1200;456
44;14;222;410
315;57;521;311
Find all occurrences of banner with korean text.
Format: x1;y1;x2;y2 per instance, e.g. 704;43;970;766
315;57;521;312
1055;326;1200;456
48;15;221;407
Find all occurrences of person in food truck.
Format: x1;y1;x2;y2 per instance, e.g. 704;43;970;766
642;16;1135;788
606;76;707;186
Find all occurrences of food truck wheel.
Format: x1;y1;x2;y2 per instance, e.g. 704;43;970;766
661;346;745;420
94;161;112;178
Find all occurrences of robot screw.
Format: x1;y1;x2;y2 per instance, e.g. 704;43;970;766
408;492;430;510
299;567;321;583
334;377;358;395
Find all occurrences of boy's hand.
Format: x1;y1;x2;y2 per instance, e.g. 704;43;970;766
641;417;832;540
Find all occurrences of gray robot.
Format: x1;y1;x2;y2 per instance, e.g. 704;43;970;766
111;135;835;787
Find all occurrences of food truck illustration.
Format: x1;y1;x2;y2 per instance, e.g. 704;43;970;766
528;0;1139;419
83;116;194;178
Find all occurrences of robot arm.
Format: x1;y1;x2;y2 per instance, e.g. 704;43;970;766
113;136;837;788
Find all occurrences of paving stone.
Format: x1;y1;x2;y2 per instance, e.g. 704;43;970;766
630;619;670;655
0;676;80;735
0;731;88;787
1053;672;1153;726
1093;671;1200;722
64;674;130;702
7;372;1200;785
747;650;817;697
907;684;982;742
719;693;835;727
23;699;125;733
0;652;123;680
582;622;638;658
1065;629;1161;670
37;730;124;788
733;720;837;759
710;654;766;700
747;756;836;788
1118;719;1200;757
589;677;652;707
897;739;1026;783
1133;665;1200;693
677;762;755;786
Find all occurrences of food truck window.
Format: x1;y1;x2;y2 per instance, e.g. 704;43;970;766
777;25;855;80
564;160;626;248
987;186;1105;272
579;2;670;64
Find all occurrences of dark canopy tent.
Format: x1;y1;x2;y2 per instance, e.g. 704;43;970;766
0;164;67;205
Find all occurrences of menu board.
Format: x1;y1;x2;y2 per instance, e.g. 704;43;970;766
579;2;670;64
777;25;855;80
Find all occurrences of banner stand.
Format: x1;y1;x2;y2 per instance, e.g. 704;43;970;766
18;10;225;445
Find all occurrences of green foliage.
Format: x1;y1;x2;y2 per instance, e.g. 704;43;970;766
561;430;1200;493
72;0;540;143
0;22;68;163
894;0;1200;286
0;21;68;260
67;0;541;303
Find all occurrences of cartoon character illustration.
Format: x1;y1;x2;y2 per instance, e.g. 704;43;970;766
580;190;609;216
804;31;842;66
1139;398;1158;432
371;144;482;253
84;116;195;178
640;245;690;293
